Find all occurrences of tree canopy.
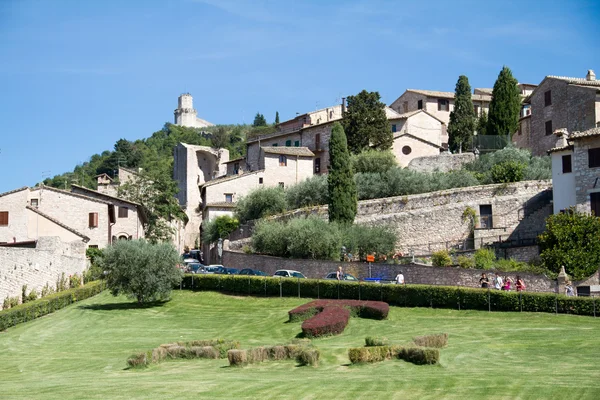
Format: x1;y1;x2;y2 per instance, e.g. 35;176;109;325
253;113;268;127
342;90;391;153
448;75;475;153
487;66;521;136
328;122;357;224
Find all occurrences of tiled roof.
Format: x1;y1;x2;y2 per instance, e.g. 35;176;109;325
205;202;237;208
474;88;493;94
26;205;90;242
262;146;315;157
37;185;112;205
548;144;573;154
407;89;455;99
384;107;403;119
0;186;29;198
394;110;425;119
393;132;443;149
201;170;264;188
569;127;600;140
547;75;600;87
472;94;492;102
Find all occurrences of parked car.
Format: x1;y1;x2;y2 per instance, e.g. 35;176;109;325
238;268;268;276
188;263;205;274
273;269;306;279
215;266;239;275
324;272;359;281
363;277;394;284
202;265;222;274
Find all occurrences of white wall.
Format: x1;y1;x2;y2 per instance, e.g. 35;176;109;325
551;150;576;213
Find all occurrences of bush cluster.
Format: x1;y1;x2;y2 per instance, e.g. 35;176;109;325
432;250;452;267
301;306;350;338
348;345;440;365
413;333;448;348
227;342;319;367
181;274;599;317
127;339;240;368
0;281;105;331
252;216;396;261
365;336;389;347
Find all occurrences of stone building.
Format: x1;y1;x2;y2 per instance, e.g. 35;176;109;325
389;110;445;167
516;70;600;156
173;93;214;128
549;127;600;215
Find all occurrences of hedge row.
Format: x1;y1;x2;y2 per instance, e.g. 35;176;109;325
348;345;440;365
302;306;350;338
127;339;240;368
180;274;599;317
227;341;319;367
0;281;106;331
288;299;389;322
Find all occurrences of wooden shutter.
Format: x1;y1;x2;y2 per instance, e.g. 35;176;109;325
89;212;98;228
0;211;8;226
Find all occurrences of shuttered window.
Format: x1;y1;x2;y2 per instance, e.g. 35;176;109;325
562;155;572;173
0;211;8;226
118;207;128;218
589;148;600;168
544;90;552;107
89;212;98;228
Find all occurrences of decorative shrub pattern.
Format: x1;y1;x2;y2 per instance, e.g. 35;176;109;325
413;333;448;348
127;339;240;368
227;340;319;367
347;345;440;365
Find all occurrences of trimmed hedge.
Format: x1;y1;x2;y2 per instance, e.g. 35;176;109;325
413;333;448;348
347;345;440;365
0;281;105;331
180;274;599;317
128;339;240;368
227;340;319;367
302;306;350;338
398;347;440;365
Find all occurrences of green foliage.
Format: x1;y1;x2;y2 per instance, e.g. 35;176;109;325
275;111;280;125
490;160;526;183
465;145;550;184
538;209;600;279
69;273;82;288
252;112;267;127
328;122;357;224
398;347;440;365
102;240;182;303
474;248;496;269
432;250;452;267
342;90;391;153
448;75;476;153
487;66;521;136
476;111;488;135
342;224;397;260
285;175;328;209
524;155;552;181
246;125;277;140
413;333;448;348
202;215;240;244
457;255;475;269
462;206;478;230
351;150;397;174
0;281;105;330
85;247;105;282
365;336;389;347
235;186;286;223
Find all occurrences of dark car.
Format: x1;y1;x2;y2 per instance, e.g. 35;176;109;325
238;268;268;276
214;266;239;275
324;272;359;281
188;263;205;274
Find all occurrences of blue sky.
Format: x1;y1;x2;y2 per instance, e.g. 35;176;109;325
0;0;598;193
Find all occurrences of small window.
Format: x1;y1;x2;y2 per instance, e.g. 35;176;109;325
285;140;292;147
30;199;38;207
315;134;321;149
402;146;412;155
545;120;553;136
272;143;278;147
329;110;333;118
259;177;264;184
589;148;600;168
562;155;572;173
278;182;285;188
279;155;287;166
314;158;321;173
88;245;99;249
544;90;552;107
0;211;8;226
403;101;408;113
118;207;128;218
391;124;397;133
225;194;233;203
233;162;240;174
294;140;300;147
417;100;423;110
438;99;449;111
88;212;98;228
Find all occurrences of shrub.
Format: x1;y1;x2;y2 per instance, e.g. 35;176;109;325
413;333;448;348
432;250;452;267
41;282;55;298
285;217;341;260
189;346;219;359
474;248;496;269
342;224;397;261
398;347;440;365
285;175;329;209
365;336;389;347
127;352;149;368
69;273;82;288
227;349;248;366
457;255;475;269
202;215;240;244
348;346;396;364
85;247;105;282
490;161;525;183
56;272;69;292
302;306;350;338
102;240;182;304
296;348;320;366
351;150;397;174
235;186;286;223
26;289;38;303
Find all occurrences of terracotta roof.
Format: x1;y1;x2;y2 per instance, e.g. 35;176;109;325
262;146;315;157
474;88;493;95
393;109;446;125
569;127;600;140
0;186;29;198
70;184;148;225
201;170;264;188
205;202;237;208
547;75;600;87
406;89;455;99
94;173;113;181
548;144;573;154
26;205;90;242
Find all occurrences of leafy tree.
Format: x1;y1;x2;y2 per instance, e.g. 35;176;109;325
448;75;476;153
538;210;600;280
235;186;287;223
476;111;488;136
285;175;328;209
487;66;521;136
253;112;267;127
211;126;230;149
342;90;391;153
328;122;357;224
202;215;240;244
275;111;280;125
351;150;397;174
102;240;182;304
341;224;397;261
490;160;525;183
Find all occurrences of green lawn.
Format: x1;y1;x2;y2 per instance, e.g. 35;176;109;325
1;290;600;399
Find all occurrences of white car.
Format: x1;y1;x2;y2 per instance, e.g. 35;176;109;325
273;269;306;279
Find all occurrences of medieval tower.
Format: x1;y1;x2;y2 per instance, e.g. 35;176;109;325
173;93;215;128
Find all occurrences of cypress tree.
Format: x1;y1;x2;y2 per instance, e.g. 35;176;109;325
328;122;357;224
448;75;476;153
342;90;391;153
275;111;280;125
476;111;488;136
253;112;267;127
487;66;521;136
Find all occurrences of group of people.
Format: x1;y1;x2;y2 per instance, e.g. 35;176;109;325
479;272;526;292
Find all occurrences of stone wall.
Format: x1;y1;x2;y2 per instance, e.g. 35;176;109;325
222;250;556;293
408;153;475;173
0;237;88;307
573;135;600;213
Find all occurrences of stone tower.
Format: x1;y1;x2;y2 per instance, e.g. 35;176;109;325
173;93;214;128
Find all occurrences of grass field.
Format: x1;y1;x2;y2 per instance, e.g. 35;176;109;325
1;290;600;400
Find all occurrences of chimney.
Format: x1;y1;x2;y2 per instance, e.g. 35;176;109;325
554;128;569;149
342;97;346;114
586;69;596;81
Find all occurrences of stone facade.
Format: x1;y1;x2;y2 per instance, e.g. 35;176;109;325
522;72;600;156
222;250;556;293
408;153;475;173
512;115;532;149
173;93;214;128
0;237;87;307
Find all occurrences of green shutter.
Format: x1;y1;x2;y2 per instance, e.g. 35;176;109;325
294;141;300;147
285;140;292;147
